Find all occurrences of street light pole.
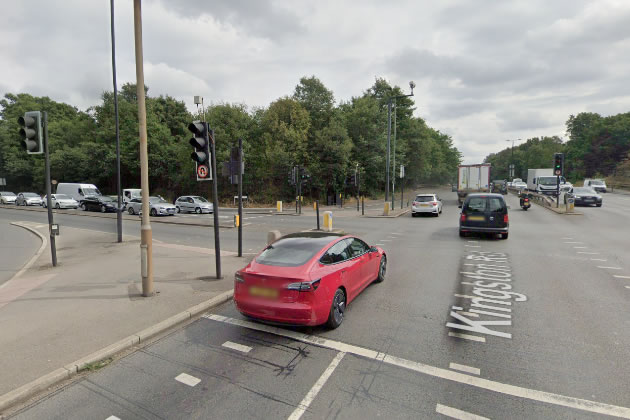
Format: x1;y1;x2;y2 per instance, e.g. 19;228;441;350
506;138;522;179
385;81;415;205
133;0;153;296
110;0;122;243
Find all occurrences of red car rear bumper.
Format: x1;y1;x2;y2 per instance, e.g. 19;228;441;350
234;284;330;326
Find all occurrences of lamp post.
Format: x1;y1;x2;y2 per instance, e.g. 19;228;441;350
386;81;415;204
506;138;522;179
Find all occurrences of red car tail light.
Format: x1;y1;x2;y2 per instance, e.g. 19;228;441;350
287;279;321;291
460;214;466;222
431;202;438;206
412;201;418;206
504;214;509;223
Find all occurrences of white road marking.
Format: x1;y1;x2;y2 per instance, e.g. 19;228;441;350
625;286;630;289
448;332;486;343
464;245;481;248
467;240;478;243
573;246;588;249
175;373;201;387
564;241;583;244
436;403;488;420
375;243;384;246
288;352;345;420
577;252;599;255
204;314;630;418
456;311;479;318
590;258;607;261
454;294;477;300
106;416;121;420
562;237;574;240
613;275;630;279
222;341;253;353
380;239;392;242
449;363;481;375
597;266;622;270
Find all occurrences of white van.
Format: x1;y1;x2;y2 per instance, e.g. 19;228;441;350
55;183;101;203
584;179;607;193
123;188;142;204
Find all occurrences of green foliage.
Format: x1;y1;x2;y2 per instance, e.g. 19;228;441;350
0;77;462;202
484;112;630;182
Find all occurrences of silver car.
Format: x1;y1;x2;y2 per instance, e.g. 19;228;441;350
175;195;214;214
412;194;443;217
15;192;43;206
42;194;79;209
127;196;176;216
0;191;17;204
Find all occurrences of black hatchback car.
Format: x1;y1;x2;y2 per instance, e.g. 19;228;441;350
80;195;118;212
571;187;602;207
459;193;509;239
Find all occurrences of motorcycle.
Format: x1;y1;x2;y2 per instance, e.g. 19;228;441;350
520;193;531;211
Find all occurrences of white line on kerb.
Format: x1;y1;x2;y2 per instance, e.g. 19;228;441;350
203;314;630;418
175;373;201;387
449;363;481;375
288;352;345;420
436;403;489;420
222;341;253;353
614;275;630;279
597;266;622;270
448;332;486;343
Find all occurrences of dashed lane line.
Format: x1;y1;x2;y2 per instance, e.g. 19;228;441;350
597;266;622;270
591;258;607;261
449;363;480;375
222;341;253;353
577;252;599;255
436;403;489;420
175;373;201;387
287;351;345;420
573;246;588;249
613;275;630;279
625;286;630;289
203;314;630;418
564;241;583;244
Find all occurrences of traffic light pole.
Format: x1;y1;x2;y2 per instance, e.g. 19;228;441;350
110;0;122;243
557;175;560;208
385;99;391;203
43;112;57;267
210;130;222;278
237;138;243;258
295;165;299;214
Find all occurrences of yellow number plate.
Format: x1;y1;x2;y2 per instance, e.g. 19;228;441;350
468;215;485;221
249;286;278;299
420;204;431;207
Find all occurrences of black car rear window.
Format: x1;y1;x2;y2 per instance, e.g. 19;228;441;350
465;197;486;213
488;197;506;212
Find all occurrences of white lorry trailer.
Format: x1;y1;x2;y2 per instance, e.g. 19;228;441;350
457;164;491;206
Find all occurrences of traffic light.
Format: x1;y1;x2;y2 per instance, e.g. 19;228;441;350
553;153;564;176
18;111;43;154
188;121;211;181
300;167;310;185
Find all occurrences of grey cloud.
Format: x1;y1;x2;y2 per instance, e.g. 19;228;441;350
151;0;304;41
496;110;555;131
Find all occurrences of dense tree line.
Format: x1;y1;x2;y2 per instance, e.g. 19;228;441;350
484;111;630;183
0;77;461;203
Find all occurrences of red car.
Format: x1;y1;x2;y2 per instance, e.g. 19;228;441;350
234;232;386;329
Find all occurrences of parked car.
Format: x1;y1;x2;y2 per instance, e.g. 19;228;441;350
459;193;509;239
234;232;386;329
571;187;602;207
42;194;79;209
0;191;17;204
15;192;43;206
411;194;443;217
583;179;607;193
175;196;214;214
80;195;118;212
127;196;177;216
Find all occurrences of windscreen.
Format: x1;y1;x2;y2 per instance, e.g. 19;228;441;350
538;177;559;186
24;193;39;198
193;196;209;202
149;196;168;203
256;238;325;267
56;194;71;199
574;187;595;194
590;180;604;185
83;188;101;196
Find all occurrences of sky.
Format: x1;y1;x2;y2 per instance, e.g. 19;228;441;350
1;0;629;163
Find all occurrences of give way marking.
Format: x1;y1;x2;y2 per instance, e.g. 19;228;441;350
203;314;630;419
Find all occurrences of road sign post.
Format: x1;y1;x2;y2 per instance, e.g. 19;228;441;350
237;138;243;257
